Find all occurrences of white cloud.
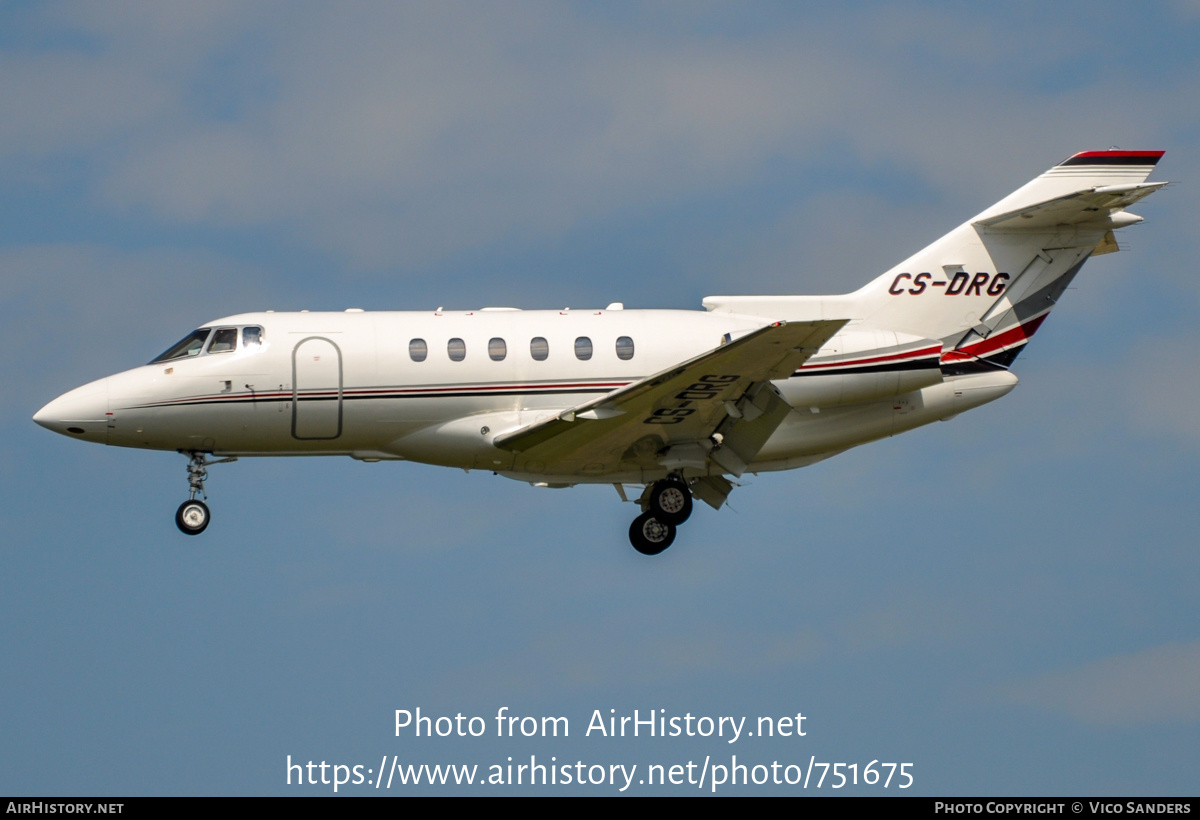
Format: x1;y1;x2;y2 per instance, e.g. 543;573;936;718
1003;639;1200;725
694;191;949;296
1;3;1196;278
0;3;1189;272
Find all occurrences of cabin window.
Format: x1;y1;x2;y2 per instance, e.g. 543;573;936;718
530;337;549;361
207;327;238;354
615;336;635;360
488;338;507;361
409;338;428;362
150;328;211;364
447;338;466;361
574;336;593;361
243;326;263;347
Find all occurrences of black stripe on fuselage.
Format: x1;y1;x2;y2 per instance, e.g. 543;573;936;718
939;345;1025;376
133;386;616;409
793;358;941;378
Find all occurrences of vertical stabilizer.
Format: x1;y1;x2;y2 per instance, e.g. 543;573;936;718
850;150;1165;367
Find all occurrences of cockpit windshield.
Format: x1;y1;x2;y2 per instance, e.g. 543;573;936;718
150;329;212;364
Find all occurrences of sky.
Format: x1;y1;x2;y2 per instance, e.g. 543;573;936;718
2;0;1199;796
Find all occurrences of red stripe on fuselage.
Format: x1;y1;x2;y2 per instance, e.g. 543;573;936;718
941;315;1048;362
135;380;635;408
800;344;943;372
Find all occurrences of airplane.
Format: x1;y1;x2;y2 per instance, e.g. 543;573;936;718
33;150;1167;555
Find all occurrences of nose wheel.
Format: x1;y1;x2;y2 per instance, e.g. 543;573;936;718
176;499;210;535
629;477;693;555
175;451;237;536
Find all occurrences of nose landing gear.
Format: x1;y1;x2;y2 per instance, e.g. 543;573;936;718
175;451;237;535
628;476;693;556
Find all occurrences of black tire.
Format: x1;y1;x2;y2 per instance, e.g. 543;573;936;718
175;500;210;535
629;512;675;555
649;479;693;525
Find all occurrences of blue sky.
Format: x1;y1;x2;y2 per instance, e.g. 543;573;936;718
2;1;1199;795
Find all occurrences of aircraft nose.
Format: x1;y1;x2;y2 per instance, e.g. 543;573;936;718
33;377;111;441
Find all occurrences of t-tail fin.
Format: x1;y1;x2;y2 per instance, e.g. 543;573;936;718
852;150;1166;368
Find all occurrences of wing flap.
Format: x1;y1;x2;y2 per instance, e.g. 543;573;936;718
708;382;794;476
494;319;846;475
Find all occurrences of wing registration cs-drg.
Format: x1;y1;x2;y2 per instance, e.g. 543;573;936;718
35;150;1168;554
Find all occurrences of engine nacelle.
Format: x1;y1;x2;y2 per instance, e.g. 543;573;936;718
778;329;943;408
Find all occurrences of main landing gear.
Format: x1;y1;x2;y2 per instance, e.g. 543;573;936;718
628;476;694;556
175;451;237;535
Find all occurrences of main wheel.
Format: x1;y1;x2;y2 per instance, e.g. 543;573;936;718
629;512;676;555
649;479;693;525
175;499;210;535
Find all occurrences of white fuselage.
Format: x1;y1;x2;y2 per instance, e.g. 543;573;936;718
30;150;1165;549
35;306;1016;485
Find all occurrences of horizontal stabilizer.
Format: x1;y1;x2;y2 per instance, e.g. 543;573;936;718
974;181;1167;230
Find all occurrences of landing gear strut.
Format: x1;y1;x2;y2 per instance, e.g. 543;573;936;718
175;451;236;536
628;476;693;555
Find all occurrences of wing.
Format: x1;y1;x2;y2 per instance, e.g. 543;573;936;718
974;182;1167;230
494;319;846;478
